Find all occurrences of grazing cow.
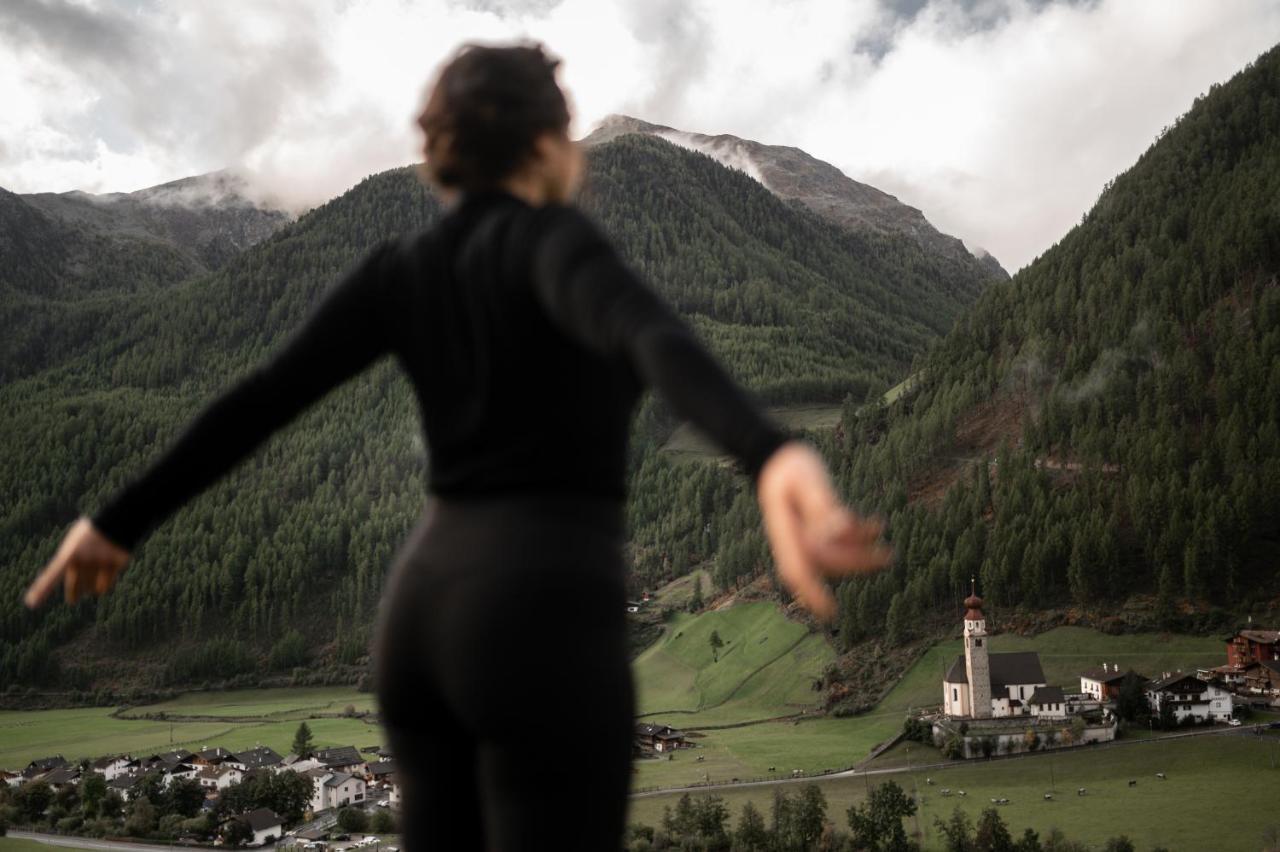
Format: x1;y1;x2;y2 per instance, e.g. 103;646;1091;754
767;767;776;773
958;791;966;797
1077;788;1087;796
1128;780;1137;787
941;789;951;797
1156;772;1166;780
926;778;934;785
1044;794;1053;801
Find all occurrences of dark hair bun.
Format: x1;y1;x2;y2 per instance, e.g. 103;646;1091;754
420;41;571;190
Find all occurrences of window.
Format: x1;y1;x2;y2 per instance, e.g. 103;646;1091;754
953;688;958;701
976;638;983;647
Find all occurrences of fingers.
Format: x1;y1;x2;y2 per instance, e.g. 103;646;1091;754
762;492;839;623
24;556;68;609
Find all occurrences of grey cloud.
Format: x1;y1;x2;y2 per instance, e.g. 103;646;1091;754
0;0;151;70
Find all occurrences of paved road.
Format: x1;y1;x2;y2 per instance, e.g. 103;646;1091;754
631;722;1277;799
7;830;233;852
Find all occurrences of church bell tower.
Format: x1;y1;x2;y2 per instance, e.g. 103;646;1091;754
963;579;992;719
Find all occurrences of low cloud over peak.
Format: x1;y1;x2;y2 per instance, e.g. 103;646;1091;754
2;0;1277;270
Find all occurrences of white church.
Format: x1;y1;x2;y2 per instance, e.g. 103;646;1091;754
942;589;1064;719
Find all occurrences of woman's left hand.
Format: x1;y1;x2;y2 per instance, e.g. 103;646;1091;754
24;516;132;609
756;440;893;622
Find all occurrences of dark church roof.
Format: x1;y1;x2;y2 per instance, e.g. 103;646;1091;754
944;651;1046;687
1029;686;1065;705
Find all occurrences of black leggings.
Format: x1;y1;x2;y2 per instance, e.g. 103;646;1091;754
371;492;635;851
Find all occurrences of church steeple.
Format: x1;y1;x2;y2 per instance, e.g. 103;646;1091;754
963;576;992;718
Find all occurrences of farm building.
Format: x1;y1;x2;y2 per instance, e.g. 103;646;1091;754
22;756;67;781
1241;660;1280;696
1078;664;1146;700
91;754;139;781
228;746;284;772
634;723;688;753
1146;672;1233;723
196;763;243;790
312;745;367;775
942;590;1047;719
190;746;236;766
1225;628;1280;668
225;807;283;846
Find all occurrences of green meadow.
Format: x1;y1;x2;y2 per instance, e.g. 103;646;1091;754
629;731;1280;852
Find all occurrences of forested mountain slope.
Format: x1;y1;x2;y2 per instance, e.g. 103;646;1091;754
823;45;1280;649
0;134;993;688
0;172;290;384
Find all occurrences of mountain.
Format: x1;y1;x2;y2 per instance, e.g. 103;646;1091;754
583;114;1008;280
825;44;1280;648
0;172;291;384
0;133;994;689
17;170;291;275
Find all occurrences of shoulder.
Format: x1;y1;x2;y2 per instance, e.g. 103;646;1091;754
523;202;615;270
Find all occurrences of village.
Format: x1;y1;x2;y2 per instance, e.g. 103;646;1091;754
1;734;400;849
927;590;1280;759
628;588;1280;772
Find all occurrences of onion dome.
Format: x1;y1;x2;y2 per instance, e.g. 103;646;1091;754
963;594;984;620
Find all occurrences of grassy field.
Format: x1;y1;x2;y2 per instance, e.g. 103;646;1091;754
630;732;1280;851
0;687;384;768
133;685;379;718
633;602;834;727
0;839;103;852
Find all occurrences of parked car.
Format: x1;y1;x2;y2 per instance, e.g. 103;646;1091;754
1228;718;1243;727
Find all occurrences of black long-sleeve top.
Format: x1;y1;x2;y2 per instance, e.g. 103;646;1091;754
89;187;791;552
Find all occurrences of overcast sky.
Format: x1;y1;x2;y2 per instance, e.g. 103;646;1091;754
2;0;1278;271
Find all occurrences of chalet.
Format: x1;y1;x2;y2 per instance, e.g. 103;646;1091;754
1078;664;1146;700
942;592;1047;718
196;764;243;790
634;723;688;753
1199;664;1246;686
108;771;144;801
1146;672;1233;723
312;745;366;775
190;746;236;767
91;755;139;781
306;769;367;813
1225;628;1280;668
1;770;21;788
22;755;67;781
140;750;195;772
1028;686;1068;719
226;807;284;847
1241;660;1280;696
164;763;200;787
41;766;82;790
228;746;284;772
367;759;397;786
279;755;325;774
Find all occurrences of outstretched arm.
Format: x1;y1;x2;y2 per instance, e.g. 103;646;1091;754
530;205;789;482
529;205;892;620
24;240;402;608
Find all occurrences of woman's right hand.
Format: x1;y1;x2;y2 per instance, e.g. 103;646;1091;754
756;440;892;622
23;516;132;609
